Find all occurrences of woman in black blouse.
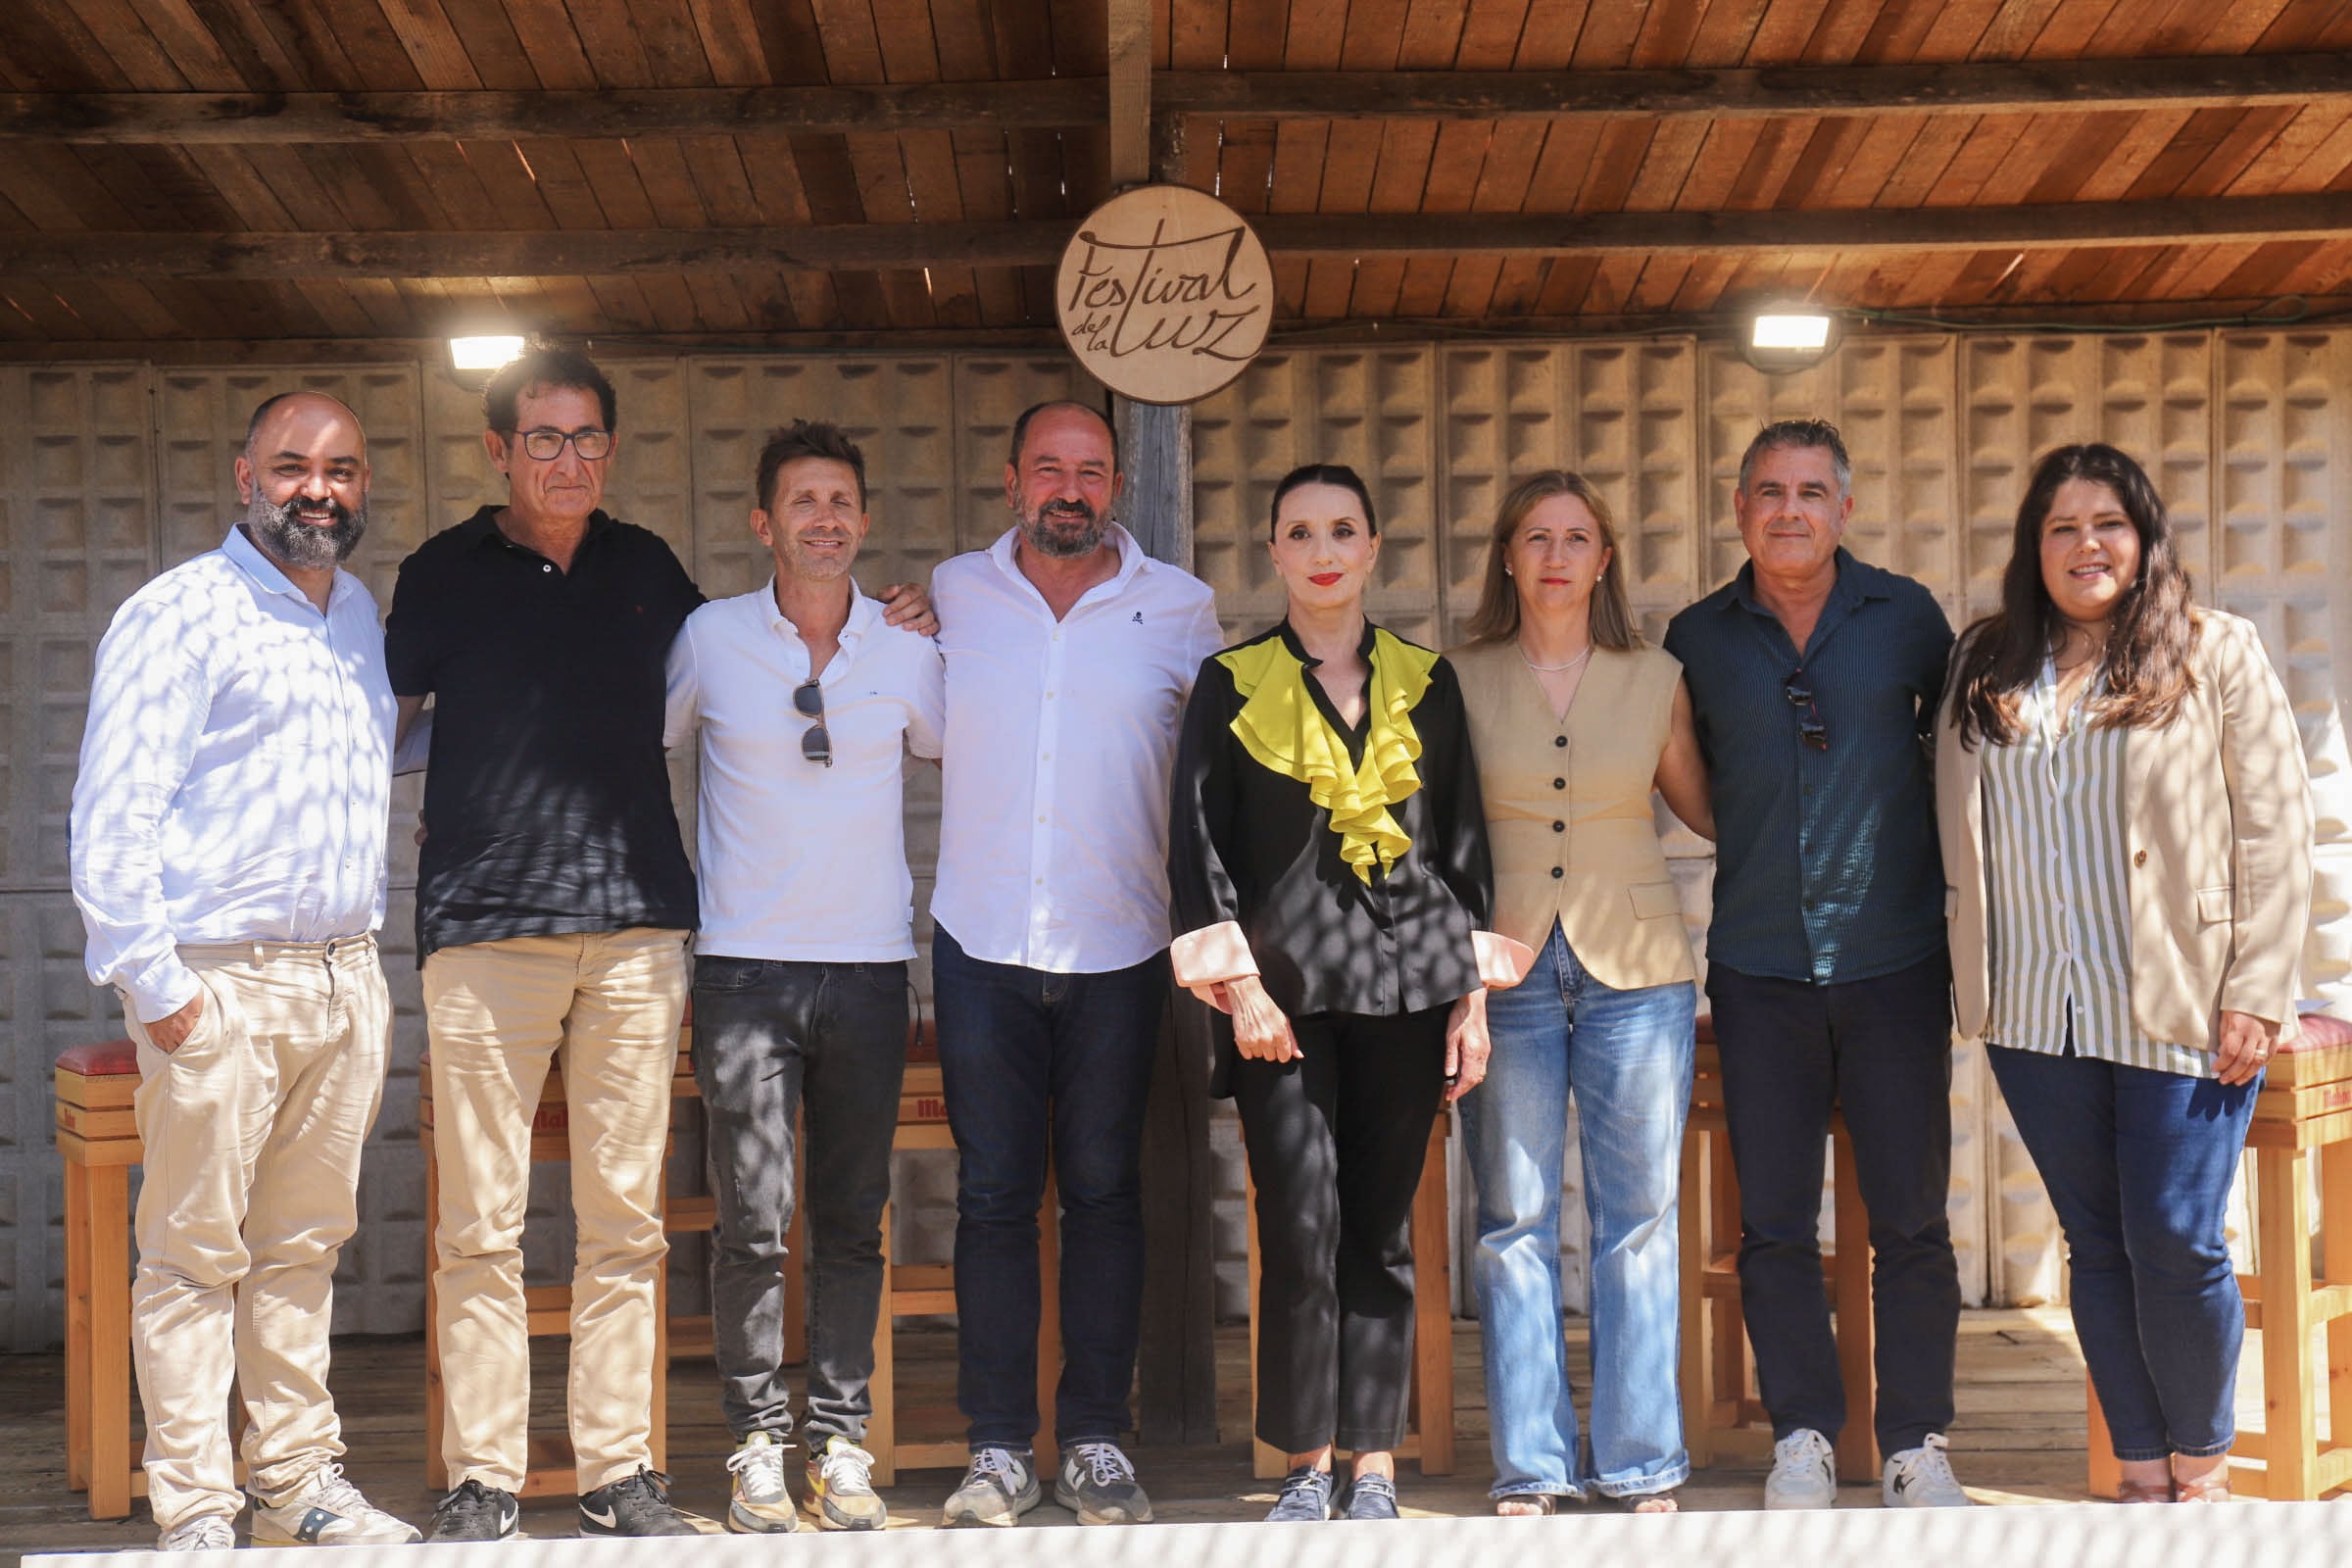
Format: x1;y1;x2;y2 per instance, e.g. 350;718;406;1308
1169;463;1524;1523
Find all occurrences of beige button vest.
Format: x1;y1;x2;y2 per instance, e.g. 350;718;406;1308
1449;639;1696;991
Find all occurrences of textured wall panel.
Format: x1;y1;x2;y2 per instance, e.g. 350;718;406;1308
0;367;157;1351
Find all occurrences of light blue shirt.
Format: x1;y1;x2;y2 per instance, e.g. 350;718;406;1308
71;526;396;1022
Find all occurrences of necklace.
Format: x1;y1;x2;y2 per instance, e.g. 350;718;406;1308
1519;643;1593;674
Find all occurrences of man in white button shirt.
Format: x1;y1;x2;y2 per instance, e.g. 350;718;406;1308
663;420;944;1536
70;391;417;1552
928;401;1221;1528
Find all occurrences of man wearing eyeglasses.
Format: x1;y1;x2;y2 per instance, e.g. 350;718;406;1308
662;419;943;1535
1662;419;1966;1512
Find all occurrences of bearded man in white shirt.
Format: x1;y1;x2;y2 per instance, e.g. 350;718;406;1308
926;401;1222;1529
663;419;944;1535
70;391;416;1552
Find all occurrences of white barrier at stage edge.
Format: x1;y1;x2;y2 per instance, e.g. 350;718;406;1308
26;1500;2352;1568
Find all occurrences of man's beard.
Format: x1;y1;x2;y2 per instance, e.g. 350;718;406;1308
1021;497;1106;560
247;491;367;570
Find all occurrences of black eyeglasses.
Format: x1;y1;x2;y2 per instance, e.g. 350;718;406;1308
794;677;831;767
506;425;613;461
1783;673;1829;752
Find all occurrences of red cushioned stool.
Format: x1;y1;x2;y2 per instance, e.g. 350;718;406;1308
57;1038;142;1520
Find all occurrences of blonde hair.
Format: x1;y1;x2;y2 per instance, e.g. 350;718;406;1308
1463;470;1640;649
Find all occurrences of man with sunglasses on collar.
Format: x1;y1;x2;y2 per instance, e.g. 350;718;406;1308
1663;419;1966;1512
662;419;943;1535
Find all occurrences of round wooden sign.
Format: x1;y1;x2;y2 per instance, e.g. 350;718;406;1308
1056;184;1274;406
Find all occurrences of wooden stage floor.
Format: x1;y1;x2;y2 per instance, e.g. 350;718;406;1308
0;1308;2296;1559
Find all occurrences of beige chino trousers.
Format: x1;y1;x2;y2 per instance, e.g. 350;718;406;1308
424;927;687;1494
124;937;391;1533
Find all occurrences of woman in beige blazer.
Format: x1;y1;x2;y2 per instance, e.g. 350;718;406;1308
1936;442;2311;1504
1451;470;1712;1515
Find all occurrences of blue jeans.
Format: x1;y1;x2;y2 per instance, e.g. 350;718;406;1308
1986;1043;2259;1460
930;925;1167;1448
1459;925;1696;1499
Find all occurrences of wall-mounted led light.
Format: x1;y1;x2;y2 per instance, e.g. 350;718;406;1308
449;334;527;372
1740;304;1840;374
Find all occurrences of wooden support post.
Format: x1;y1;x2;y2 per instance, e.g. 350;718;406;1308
1120;390;1217;1445
1831;1128;1878;1484
2327;1141;2352;1486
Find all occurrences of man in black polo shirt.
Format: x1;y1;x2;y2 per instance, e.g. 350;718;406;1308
388;347;704;1540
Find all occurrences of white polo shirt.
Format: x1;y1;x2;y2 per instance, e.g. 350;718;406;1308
927;524;1222;974
665;583;945;962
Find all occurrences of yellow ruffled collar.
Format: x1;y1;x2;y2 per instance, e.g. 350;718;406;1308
1217;622;1440;883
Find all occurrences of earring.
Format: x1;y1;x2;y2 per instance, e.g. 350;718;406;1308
1503;565;1514;576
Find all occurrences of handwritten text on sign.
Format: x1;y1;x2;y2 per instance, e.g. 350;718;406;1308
1055;185;1273;405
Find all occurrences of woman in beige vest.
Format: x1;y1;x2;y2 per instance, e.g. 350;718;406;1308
1450;471;1712;1515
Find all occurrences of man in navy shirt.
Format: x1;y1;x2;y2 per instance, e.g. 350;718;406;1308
1663;419;1968;1511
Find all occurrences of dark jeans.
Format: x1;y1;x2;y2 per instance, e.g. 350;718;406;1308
930;925;1167;1448
692;955;909;1445
1706;954;1960;1452
1233;1005;1448;1455
1986;1043;2258;1460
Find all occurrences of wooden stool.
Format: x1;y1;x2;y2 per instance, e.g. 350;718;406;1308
2085;1012;2352;1500
417;1034;706;1497
1240;1115;1456;1479
57;1038;142;1521
1678;1022;1879;1484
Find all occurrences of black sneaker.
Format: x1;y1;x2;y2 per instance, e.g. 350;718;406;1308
425;1479;519;1544
1339;1472;1399;1520
1265;1464;1335;1522
578;1468;698;1538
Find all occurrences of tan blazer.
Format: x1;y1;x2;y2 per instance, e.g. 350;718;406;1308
1935;609;2312;1053
1450;639;1697;992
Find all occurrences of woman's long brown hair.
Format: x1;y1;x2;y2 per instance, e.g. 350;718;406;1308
1462;469;1639;650
1950;442;2197;747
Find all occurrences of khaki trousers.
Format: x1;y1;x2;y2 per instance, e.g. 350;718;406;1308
124;937;391;1533
424;927;687;1494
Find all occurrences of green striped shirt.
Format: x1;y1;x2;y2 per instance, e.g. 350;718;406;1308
1980;660;2212;1079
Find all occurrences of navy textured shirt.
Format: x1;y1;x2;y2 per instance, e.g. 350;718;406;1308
1664;549;1953;985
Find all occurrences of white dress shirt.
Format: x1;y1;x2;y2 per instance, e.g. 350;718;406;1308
666;582;946;962
928;523;1222;973
71;526;396;1023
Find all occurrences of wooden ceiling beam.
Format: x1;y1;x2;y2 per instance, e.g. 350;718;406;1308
9;53;2352;144
13;192;2352;277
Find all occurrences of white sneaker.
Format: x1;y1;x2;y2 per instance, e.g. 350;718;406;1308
1764;1428;1838;1510
805;1435;887;1530
250;1462;421;1544
1882;1433;1971;1507
157;1515;237;1551
724;1432;800;1534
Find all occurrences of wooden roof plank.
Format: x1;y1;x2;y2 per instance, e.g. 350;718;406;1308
0;5;121;91
182;143;299;225
1484;255;1548;313
2196;0;2296;51
2061;106;2194;201
1529;252;1598;313
402;139;507;229
372;0;489;88
684;0;772;86
492;0;599;87
455;137;560;226
1970;108;2112;205
903;126;982;324
869;0;946;80
676;132;764;225
1917;109;2034;206
1796;0;1893;63
1853;0;1956;63
560;0;657;86
622;0;721;83
1281;0;1347;70
1510;1;1593;70
2249;0;2346;51
2087;0;2230;57
724;264;802;332
1454;0;1530;67
1667;251;1741;311
561;137;661;227
621;135;716;229
1399;0;1472;66
1439;253;1502;314
2020;0;2129;58
1911;0;2008;61
120;0;251;88
1815;111;1931;206
189;0;320;88
1685;0;1772;66
1170;0;1229;69
1742;0;1835;63
3;281;101;338
1755;114;1869;208
1341;0;1413;69
1629;0;1713;67
44;0;190;88
2228;102;2352;195
408;0;534;87
291;0;427;87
